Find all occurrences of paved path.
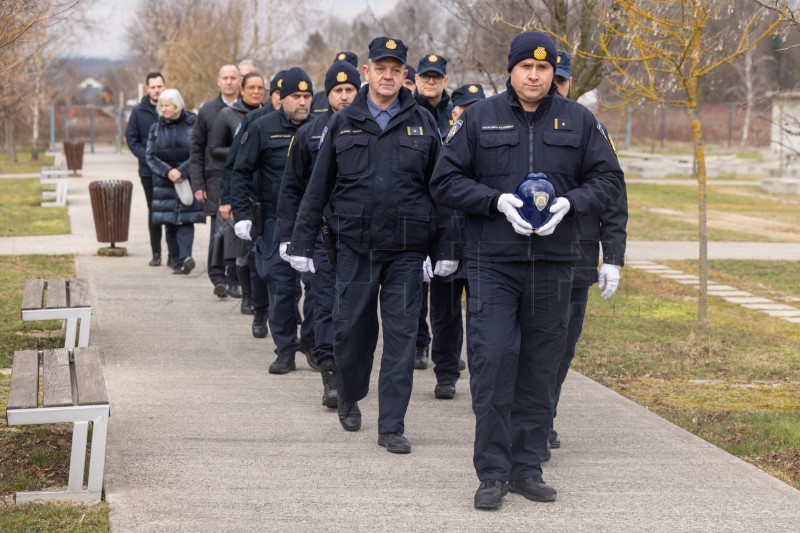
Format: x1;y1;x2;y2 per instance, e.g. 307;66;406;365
3;149;800;531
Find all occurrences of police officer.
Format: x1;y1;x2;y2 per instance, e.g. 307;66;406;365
231;67;315;374
286;37;456;454
403;64;417;92
430;31;624;509
311;51;358;116
423;83;487;400
549;50;628;451
277;60;361;409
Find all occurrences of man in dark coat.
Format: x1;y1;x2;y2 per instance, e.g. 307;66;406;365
125;71;165;266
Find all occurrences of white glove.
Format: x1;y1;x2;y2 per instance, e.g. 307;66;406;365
434;260;459;277
422;257;433;282
598;263;621;299
534;197;570;237
234;220;252;241
496;193;533;236
279;242;290;262
288;255;315;273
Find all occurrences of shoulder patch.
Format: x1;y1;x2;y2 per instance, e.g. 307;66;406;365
318;126;328;149
445;120;463;144
240;131;249;145
597;122;617;155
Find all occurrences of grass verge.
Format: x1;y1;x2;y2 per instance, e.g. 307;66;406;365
0;152;54;175
0;178;71;237
0;255;108;531
574;262;800;488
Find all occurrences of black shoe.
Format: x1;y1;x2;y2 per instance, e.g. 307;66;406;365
508;475;557;502
213;283;228;298
458;358;466;371
414;345;429;370
298;339;320;371
149;253;161;267
549;431;561;449
166;256;177;268
226;283;242;298
434;380;456;400
180;257;195;275
337;400;361;432
240;297;255;315
268;354;296;374
252;311;268;338
378;432;411;454
474;480;508;510
543;440;552;462
320;359;338;409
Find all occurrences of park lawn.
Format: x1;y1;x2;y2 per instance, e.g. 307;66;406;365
626;182;800;242
0;152;54;175
574;264;800;488
0;178;71;237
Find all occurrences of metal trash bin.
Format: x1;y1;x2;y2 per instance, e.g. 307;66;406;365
89;180;132;256
64;140;85;175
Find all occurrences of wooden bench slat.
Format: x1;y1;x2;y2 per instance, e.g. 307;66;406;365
7;350;40;410
21;279;44;311
45;279;67;309
42;349;74;407
68;278;90;308
73;347;108;406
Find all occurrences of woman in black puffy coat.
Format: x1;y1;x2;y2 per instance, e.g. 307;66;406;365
146;88;205;274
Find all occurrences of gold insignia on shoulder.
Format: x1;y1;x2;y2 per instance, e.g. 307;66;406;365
534;47;547;61
428;55;438;62
386;40;397;50
336;72;347;83
298;81;309;91
277;79;283;88
338;53;346;60
468;85;479;94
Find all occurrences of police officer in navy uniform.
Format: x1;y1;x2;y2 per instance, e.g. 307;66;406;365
231;67;315;374
277;61;361;409
430;31;624;509
549;50;628;451
424;83;487;400
286;37;457;454
311;51;358;116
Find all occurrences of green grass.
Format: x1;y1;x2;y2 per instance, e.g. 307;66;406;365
626;182;800;241
0;179;71;237
0;151;55;174
575;264;800;487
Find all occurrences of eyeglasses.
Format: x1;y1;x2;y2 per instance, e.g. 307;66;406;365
419;73;444;83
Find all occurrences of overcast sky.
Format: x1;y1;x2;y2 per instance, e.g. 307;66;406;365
67;0;397;59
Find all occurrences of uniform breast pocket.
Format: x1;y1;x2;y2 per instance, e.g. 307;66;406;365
476;132;519;177
542;131;580;175
335;135;370;176
266;137;292;168
398;135;432;175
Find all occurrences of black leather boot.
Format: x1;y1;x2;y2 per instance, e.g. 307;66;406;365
237;265;254;315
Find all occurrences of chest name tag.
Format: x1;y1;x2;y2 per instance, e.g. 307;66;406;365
481;124;514;131
270;134;293;139
407;126;423;136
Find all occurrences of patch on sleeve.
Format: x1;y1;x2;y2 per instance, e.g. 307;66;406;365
597;122;616;155
445;120;463;144
318;126;328;150
240;131;249;145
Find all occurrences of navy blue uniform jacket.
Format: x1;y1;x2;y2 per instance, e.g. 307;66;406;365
430;81;624;263
218;105;272;209
288;85;454;261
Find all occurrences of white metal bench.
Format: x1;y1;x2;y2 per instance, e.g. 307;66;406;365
40;168;70;207
21;278;91;349
6;347;110;503
45;150;64;169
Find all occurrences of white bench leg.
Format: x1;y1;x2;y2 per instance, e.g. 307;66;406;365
87;408;109;495
76;309;91;348
68;421;89;493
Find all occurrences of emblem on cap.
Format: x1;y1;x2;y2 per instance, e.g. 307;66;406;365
298;81;309;91
338;53;346;60
468;85;479;94
386;39;397;50
428;55;438;62
533;47;547;60
557;55;562;63
336;72;347;83
277;79;283;88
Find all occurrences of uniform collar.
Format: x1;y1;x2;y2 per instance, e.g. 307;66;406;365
505;78;555;118
349;85;417;131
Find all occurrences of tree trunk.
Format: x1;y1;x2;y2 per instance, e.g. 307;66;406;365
5;121;17;163
740;48;753;147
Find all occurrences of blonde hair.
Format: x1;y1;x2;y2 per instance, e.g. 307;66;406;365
157;88;185;116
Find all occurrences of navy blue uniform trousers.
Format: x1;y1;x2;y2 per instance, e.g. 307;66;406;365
334;244;424;434
430;277;469;383
467;259;573;482
551;284;589;434
310;240;335;366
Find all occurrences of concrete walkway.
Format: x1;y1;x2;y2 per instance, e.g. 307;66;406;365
3;149;800;531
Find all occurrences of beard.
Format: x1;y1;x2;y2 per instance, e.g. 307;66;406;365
285;107;309;123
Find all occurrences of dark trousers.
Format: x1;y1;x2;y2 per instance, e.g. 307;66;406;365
416;282;431;347
551;285;589;435
299;272;314;346
430;277;469;383
256;217;300;356
207;215;236;285
140;175;163;256
311;241;335;365
467;260;573;482
164;223;194;264
333;245;424;434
